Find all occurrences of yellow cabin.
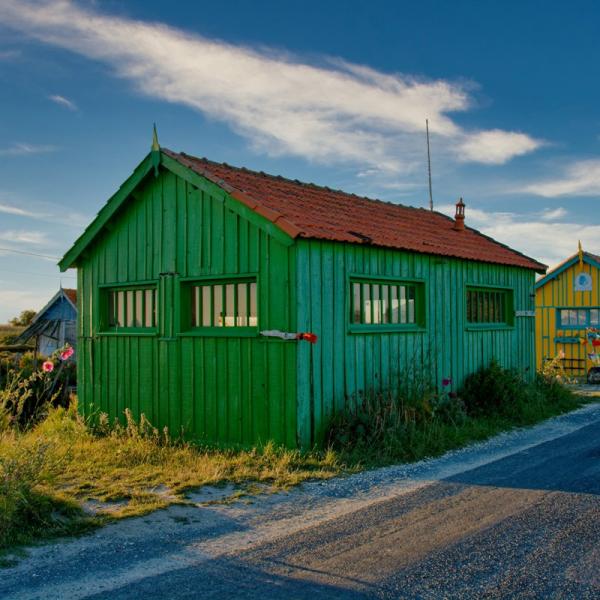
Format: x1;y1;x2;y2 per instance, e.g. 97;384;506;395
535;246;600;379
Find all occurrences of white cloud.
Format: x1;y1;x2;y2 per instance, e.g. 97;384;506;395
540;207;567;221
0;143;57;156
457;130;543;165
0;0;542;171
437;203;597;270
522;159;600;197
48;94;77;110
0;202;40;218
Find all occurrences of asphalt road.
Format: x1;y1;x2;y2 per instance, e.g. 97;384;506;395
3;404;600;599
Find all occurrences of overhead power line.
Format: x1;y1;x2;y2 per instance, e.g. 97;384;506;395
0;246;61;260
0;268;76;280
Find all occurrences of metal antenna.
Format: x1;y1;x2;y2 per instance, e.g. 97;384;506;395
426;119;433;211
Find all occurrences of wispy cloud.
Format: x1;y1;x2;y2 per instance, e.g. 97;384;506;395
0;230;50;245
0;202;40;218
522;159;600;197
48;94;77;110
0;196;90;227
540;207;567;221
0;49;21;60
0;143;57;156
437;203;595;269
0;0;542;172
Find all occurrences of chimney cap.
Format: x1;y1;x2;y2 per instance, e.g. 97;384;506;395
453;197;465;231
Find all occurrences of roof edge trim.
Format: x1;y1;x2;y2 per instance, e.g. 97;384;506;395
535;252;600;289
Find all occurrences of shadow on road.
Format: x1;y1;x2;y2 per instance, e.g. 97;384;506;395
445;421;600;496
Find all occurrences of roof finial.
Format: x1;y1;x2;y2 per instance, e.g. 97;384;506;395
578;240;584;267
152;123;160;152
151;123;160;176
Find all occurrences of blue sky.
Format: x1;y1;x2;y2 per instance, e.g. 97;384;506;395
1;0;600;321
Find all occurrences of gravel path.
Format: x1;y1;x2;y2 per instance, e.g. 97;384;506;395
2;402;600;599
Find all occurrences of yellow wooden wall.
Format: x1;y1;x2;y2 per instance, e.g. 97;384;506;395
535;258;600;375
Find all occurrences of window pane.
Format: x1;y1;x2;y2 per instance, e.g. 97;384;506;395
191;287;199;327
381;285;389;323
213;285;223;327
108;292;116;327
390;286;399;324
202;286;211;326
578;309;587;325
362;284;371;324
407;286;415;323
117;291;125;327
237;283;248;326
372;285;381;324
399;286;406;323
134;290;143;327
560;309;569;326
352;283;361;324
145;289;155;327
249;282;257;326
125;290;134;327
225;284;235;327
590;309;599;325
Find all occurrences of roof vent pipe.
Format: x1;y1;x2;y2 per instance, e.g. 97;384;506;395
453;198;465;231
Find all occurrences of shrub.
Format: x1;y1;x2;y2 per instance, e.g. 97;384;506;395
0;434;82;550
325;383;467;458
460;359;526;417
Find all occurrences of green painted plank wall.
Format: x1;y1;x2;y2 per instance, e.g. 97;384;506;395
295;240;536;446
78;168;297;447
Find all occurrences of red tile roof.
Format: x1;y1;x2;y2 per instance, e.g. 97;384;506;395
63;288;77;306
164;149;547;273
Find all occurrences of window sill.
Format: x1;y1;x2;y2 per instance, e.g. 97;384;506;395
348;324;427;334
465;324;514;331
97;330;158;337
178;328;259;338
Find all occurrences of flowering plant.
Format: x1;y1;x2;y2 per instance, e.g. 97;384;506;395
1;344;75;430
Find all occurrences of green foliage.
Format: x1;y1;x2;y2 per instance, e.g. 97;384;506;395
326;382;467;462
0;347;76;431
327;360;585;466
0;434;90;550
460;359;525;416
8;310;36;327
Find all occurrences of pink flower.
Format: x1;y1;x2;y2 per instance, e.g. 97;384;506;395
60;346;74;361
42;361;54;373
442;377;452;387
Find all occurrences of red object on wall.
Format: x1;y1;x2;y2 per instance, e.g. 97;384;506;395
297;333;318;344
593;339;600;347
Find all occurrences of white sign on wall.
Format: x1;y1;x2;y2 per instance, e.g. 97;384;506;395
574;272;593;292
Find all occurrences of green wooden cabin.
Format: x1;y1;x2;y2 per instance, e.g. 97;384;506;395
59;141;546;448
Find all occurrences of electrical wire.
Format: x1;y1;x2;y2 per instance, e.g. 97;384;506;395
0;268;75;280
0;246;61;260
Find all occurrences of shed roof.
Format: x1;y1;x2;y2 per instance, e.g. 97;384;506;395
164;149;546;273
60;149;546;273
16;288;77;344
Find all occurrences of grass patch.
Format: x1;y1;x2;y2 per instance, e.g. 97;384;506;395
0;403;340;554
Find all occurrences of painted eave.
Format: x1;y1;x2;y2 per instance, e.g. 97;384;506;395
535;252;600;289
58;149;298;271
